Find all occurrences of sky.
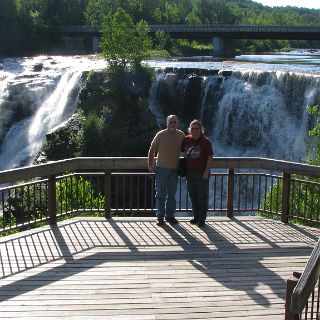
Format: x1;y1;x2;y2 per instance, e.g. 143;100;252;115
253;0;320;9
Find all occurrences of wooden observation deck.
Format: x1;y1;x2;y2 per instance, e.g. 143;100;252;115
0;216;319;319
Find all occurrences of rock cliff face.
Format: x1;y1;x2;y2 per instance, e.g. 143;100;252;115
38;68;158;162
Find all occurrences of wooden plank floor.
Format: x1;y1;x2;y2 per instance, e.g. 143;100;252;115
0;216;319;320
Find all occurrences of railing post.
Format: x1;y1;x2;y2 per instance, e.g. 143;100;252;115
104;170;111;219
282;172;291;223
285;272;301;320
227;168;234;218
48;175;57;224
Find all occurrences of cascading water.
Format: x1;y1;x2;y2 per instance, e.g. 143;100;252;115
149;68;320;162
1;55;320;215
0;56;107;170
1;56;320;172
148;67;320;213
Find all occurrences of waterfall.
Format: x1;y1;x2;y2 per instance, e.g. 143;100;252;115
148;68;320;214
0;70;82;169
149;69;320;162
0;56;107;170
1;56;320;172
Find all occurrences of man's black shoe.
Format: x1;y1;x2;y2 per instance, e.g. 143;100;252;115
190;218;198;225
165;217;178;224
157;219;164;226
198;221;206;228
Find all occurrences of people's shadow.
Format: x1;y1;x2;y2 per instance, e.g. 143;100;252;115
160;218;317;307
0;217;318;310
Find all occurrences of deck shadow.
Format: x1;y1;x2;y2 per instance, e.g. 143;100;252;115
0;217;318;307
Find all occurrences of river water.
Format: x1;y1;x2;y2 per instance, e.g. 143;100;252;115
148;50;320;74
148;51;320;162
0;52;320;170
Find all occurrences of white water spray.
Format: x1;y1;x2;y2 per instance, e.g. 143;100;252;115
0;55;107;170
149;69;320;162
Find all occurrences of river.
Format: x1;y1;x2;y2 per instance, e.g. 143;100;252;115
0;51;320;170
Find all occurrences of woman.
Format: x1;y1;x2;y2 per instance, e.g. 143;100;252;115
182;119;214;227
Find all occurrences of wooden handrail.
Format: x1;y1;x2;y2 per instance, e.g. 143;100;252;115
291;238;320;314
1;157;320;185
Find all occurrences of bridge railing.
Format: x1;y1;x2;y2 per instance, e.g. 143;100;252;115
0;157;320;234
148;24;320;34
57;24;320;34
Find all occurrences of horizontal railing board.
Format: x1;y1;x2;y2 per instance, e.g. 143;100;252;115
1;157;320;184
0;158;77;184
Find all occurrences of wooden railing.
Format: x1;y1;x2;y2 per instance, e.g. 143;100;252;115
0;157;320;233
1;156;320;317
285;239;320;320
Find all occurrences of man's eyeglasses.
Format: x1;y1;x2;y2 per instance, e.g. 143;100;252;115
168;121;177;124
191;127;200;130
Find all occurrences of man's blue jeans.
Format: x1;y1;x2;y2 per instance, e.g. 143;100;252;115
155;167;178;220
186;171;209;223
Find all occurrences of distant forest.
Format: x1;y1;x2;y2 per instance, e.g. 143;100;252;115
1;0;320;56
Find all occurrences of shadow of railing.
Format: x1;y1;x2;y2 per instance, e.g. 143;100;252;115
0;217;319;308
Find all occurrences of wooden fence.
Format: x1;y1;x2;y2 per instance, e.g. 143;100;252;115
0;156;320;316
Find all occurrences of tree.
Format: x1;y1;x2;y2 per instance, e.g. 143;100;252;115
162;2;180;23
80;112;106;156
85;0;109;25
185;4;201;24
154;31;172;51
305;105;320;166
0;0;19;54
100;7;151;69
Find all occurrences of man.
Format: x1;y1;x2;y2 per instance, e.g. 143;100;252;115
148;115;185;226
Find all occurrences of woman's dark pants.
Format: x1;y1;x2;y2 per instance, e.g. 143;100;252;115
186;171;209;223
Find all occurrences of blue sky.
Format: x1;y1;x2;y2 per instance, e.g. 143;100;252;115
254;0;320;9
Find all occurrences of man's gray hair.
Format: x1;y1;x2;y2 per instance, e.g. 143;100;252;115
166;115;178;123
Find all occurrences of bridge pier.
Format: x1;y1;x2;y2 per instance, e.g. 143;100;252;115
212;36;237;58
61;35;99;54
92;36;100;52
212;37;224;57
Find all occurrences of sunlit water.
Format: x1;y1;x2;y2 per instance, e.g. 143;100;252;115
0;51;320;170
0;55;107;170
147;49;320;74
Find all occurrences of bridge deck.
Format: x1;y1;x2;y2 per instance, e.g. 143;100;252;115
0;216;319;319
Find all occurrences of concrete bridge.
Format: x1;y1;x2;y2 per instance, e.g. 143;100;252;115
57;24;320;56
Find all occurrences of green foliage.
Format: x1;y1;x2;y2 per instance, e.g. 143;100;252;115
261;177;320;226
2;0;320;56
147;49;170;59
262;105;320;226
154;31;172;51
80;112;108;156
172;39;212;56
0;176;105;236
56;176;105;214
1;183;49;231
0;0;20;54
305;105;320;166
42;129;81;160
75;65;155;158
100;7;151;69
84;0;108;26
